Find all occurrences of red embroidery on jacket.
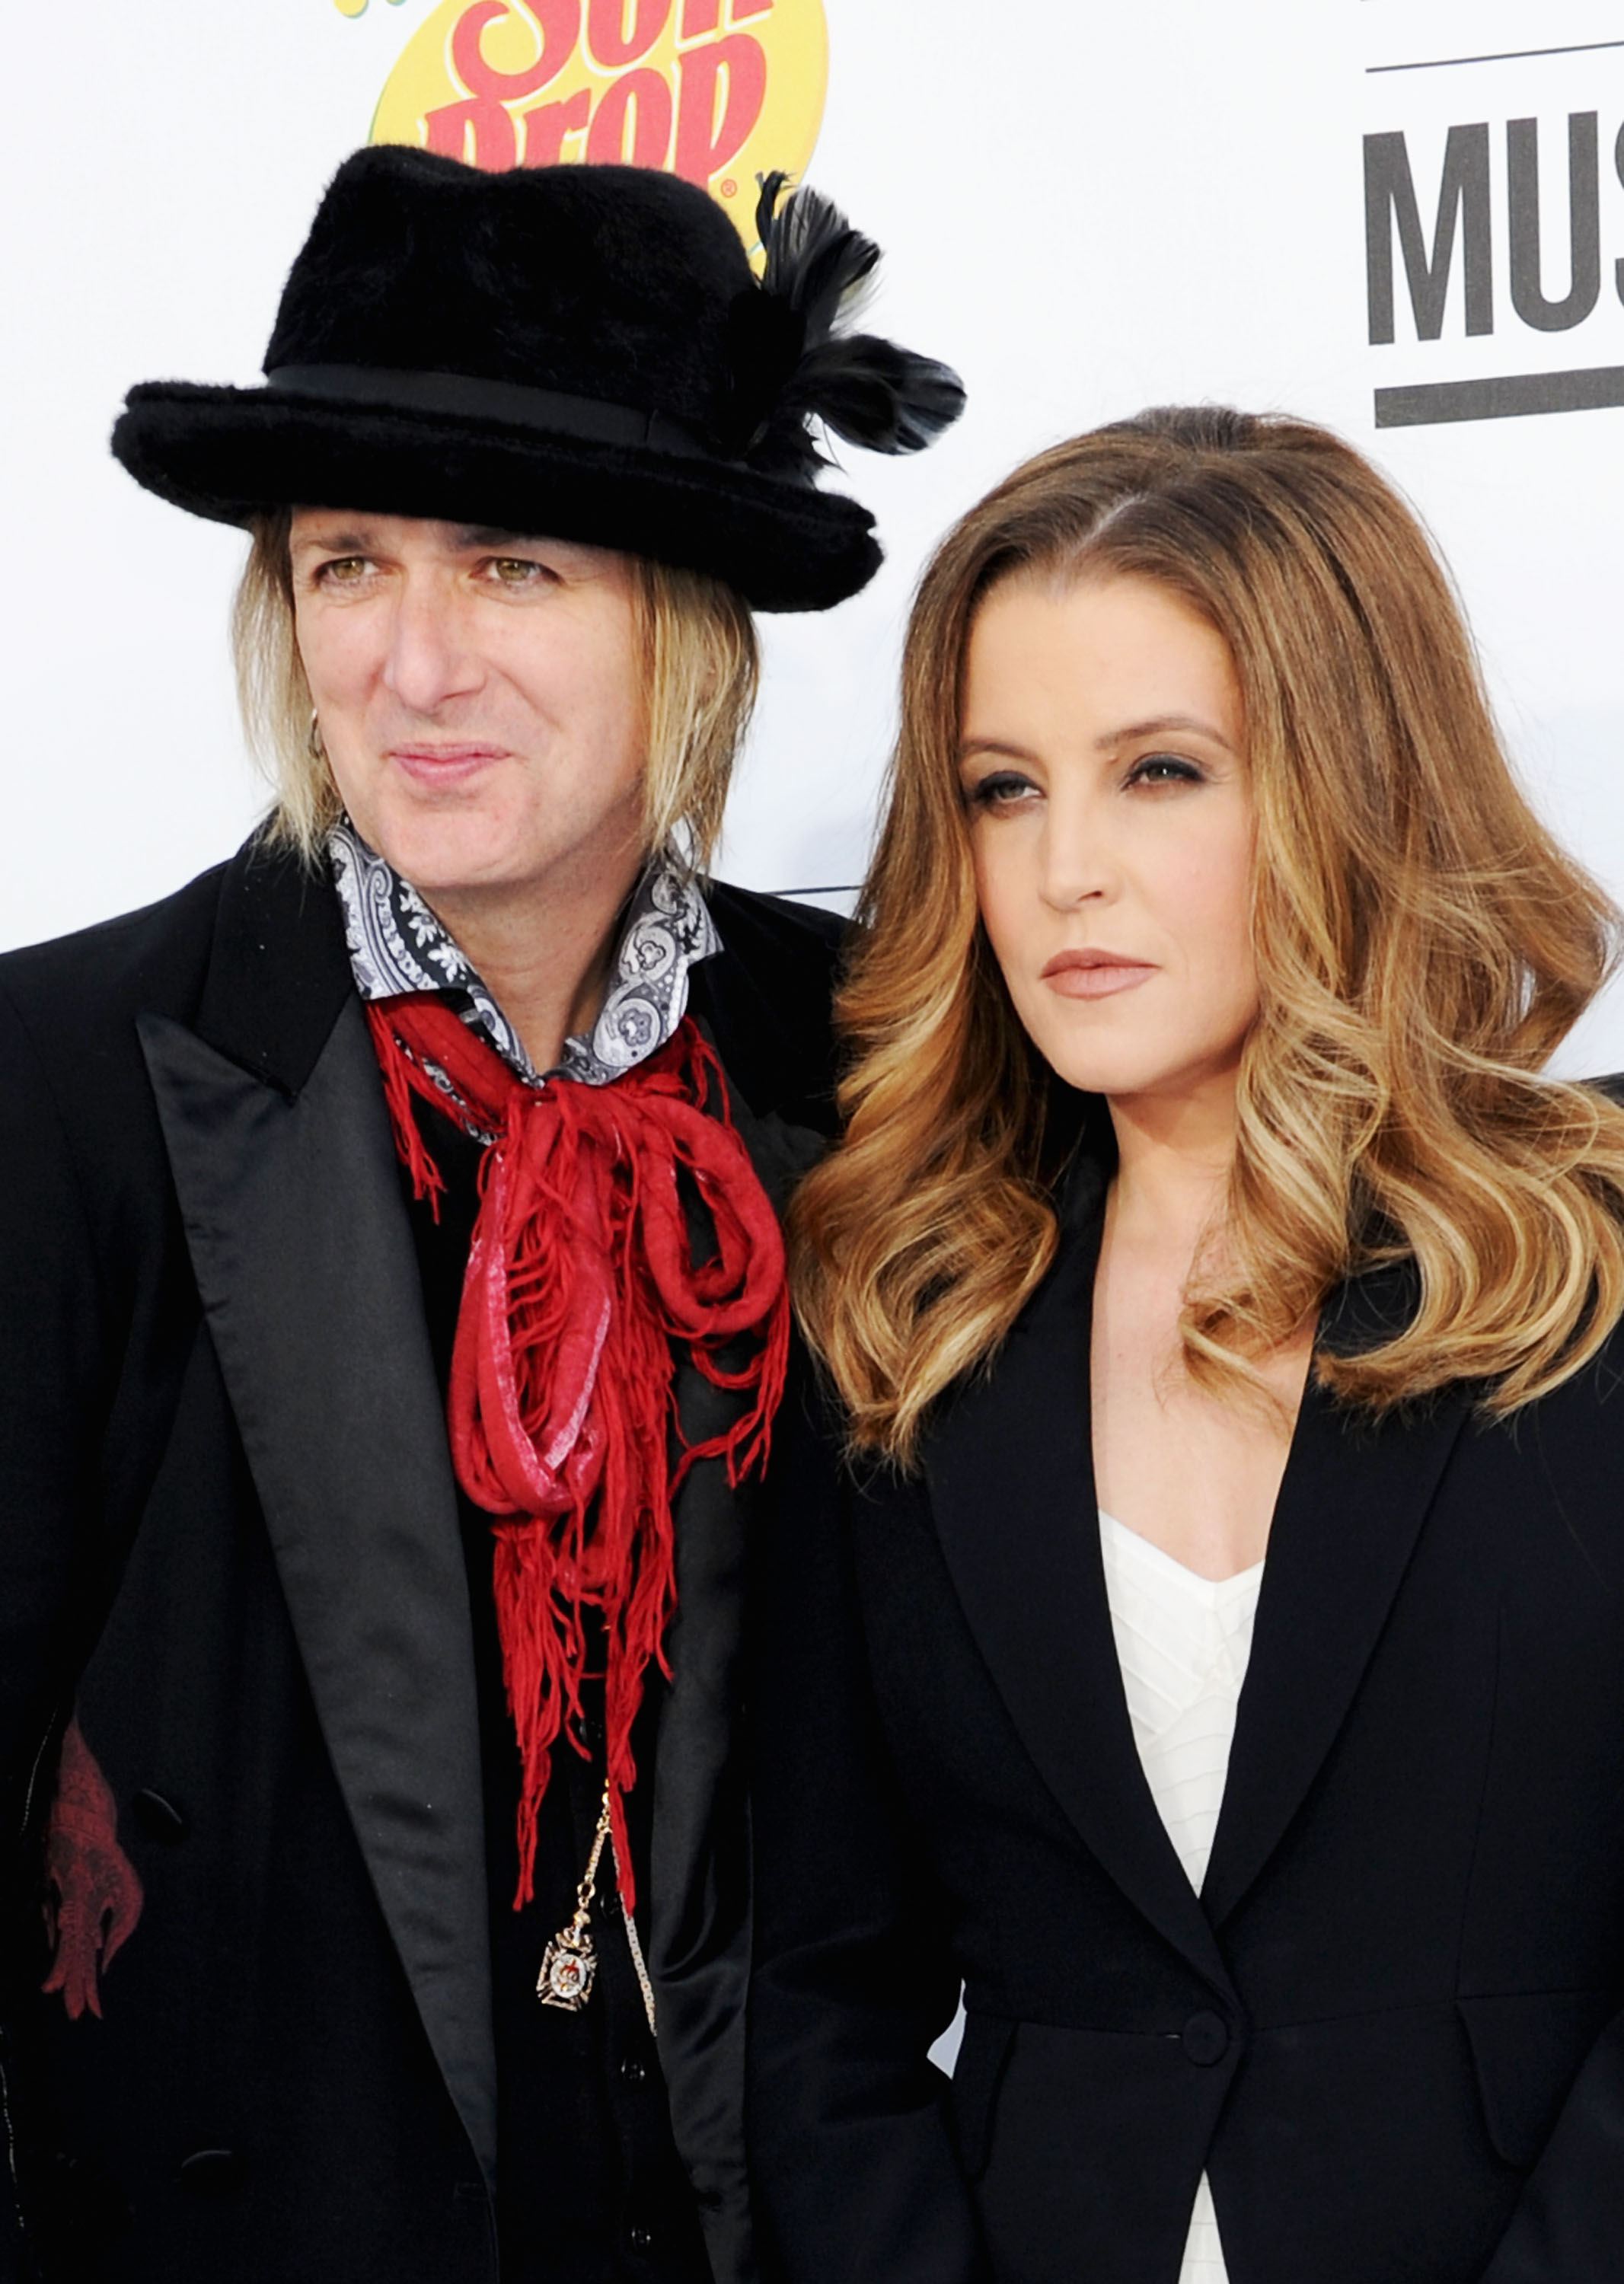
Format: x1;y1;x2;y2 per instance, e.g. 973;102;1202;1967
40;1719;144;2021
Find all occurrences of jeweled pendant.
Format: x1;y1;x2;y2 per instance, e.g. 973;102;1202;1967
538;1926;598;2011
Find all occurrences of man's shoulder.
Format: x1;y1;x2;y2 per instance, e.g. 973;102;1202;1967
702;879;846;966
694;879;850;1134
0;832;351;1102
0;861;231;1049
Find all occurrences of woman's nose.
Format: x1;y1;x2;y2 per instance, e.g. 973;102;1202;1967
1040;794;1118;910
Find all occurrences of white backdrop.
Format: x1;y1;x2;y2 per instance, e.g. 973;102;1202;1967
5;0;1624;1067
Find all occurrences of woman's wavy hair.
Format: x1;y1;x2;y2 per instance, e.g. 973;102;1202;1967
231;508;758;872
792;406;1624;1465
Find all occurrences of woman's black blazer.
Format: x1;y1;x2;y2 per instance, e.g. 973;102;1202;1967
747;1146;1624;2284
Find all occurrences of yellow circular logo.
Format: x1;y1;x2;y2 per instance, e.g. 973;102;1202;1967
371;0;828;249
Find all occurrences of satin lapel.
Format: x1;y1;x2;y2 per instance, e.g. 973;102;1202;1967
649;1080;811;1983
645;1085;815;2281
647;1351;755;2263
139;997;497;2187
923;1165;1233;1997
1200;1273;1472;1927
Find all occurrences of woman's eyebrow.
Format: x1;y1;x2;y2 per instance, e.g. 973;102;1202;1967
1096;713;1236;753
960;717;1237;764
959;737;1040;764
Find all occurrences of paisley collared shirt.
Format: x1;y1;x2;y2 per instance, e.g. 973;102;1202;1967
327;816;719;1087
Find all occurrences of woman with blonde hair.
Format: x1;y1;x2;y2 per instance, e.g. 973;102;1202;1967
747;406;1624;2283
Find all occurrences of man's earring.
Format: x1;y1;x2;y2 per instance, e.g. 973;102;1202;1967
308;713;327;764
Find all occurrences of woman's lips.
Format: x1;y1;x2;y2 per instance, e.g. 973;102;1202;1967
388;742;509;786
1039;950;1157;1000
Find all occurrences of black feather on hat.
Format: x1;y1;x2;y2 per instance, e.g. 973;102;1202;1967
727;171;965;476
110;146;965;614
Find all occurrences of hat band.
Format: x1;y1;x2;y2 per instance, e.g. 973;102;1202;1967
268;363;723;463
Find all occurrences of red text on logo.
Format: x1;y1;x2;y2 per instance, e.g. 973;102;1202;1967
424;0;774;180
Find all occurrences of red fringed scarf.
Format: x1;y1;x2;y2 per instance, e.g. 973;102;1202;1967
366;996;788;1912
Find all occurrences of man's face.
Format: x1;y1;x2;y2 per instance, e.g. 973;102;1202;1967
290;512;646;905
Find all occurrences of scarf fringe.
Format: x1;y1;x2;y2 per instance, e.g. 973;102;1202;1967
367;1000;787;1912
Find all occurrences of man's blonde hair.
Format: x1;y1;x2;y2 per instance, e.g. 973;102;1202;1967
231;509;758;872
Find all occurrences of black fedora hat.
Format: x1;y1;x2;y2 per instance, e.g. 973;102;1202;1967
111;145;964;613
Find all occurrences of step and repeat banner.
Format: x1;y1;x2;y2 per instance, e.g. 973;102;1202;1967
6;0;1624;1065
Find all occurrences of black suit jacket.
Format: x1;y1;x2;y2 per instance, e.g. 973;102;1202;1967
0;837;840;2284
748;1147;1624;2284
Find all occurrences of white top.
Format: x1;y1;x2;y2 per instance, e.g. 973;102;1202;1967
1098;1511;1265;2284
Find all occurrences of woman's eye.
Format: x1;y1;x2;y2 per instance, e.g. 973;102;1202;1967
966;770;1039;810
1128;751;1204;787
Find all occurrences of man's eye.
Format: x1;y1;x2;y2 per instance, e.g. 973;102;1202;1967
314;556;372;584
489;557;549;586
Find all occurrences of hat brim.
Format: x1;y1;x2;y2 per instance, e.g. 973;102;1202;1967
111;381;883;613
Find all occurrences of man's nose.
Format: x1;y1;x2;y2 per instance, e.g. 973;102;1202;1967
381;577;483;713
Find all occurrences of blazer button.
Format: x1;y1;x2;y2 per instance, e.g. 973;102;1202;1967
177;2149;244;2197
133;1789;188;1843
1181;2011;1230;2066
620;2056;649;2087
629;2223;656;2253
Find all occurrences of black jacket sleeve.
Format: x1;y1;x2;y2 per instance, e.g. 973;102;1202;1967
0;981;112;2280
1480;2004;1624;2280
0;981;107;1818
745;1355;990;2284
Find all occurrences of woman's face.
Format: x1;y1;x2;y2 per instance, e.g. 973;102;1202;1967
959;571;1259;1107
291;510;646;904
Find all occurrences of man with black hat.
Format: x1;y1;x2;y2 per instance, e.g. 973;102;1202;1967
0;146;960;2284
